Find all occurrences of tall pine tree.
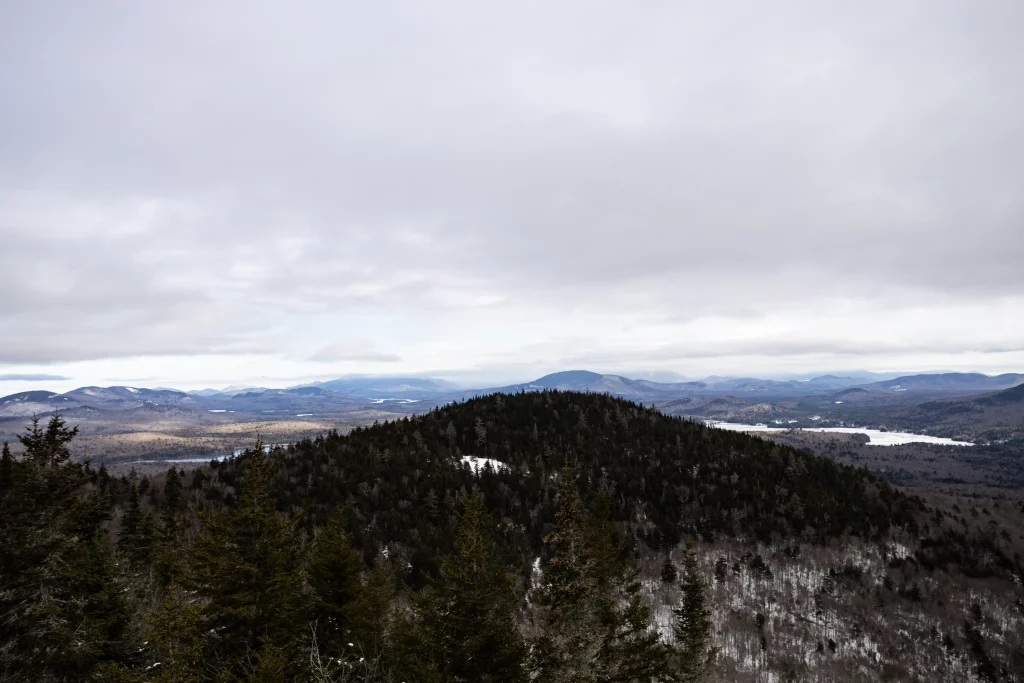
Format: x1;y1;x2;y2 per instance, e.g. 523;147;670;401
0;414;131;681
118;482;156;569
154;466;185;586
181;443;306;679
401;494;527;683
673;541;716;682
308;507;367;658
529;469;671;682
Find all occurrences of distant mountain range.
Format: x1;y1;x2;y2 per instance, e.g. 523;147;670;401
474;370;1024;400
303;376;459;398
1;370;1021;419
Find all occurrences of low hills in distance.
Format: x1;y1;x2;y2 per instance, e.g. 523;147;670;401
1;369;1021;497
4;369;1022;416
3;370;1022;439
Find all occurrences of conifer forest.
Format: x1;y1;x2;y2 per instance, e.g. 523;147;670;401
2;391;1023;682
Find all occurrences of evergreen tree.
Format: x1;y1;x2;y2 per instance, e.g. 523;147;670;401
19;412;78;465
360;554;399;660
530;469;670;682
661;556;678;584
0;441;13;493
181;443;306;678
308;507;367;658
0;414;131;680
162;466;184;537
402;494;527;683
119;482;156;568
154;467;185;585
673;541;716;682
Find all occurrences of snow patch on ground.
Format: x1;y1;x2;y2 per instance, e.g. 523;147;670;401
461;456;508;473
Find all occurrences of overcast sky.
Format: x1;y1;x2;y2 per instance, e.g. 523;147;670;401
1;0;1022;393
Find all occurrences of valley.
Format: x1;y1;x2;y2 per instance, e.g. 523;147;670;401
4;370;1021;496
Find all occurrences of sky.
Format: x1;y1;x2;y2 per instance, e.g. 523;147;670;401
1;0;1022;394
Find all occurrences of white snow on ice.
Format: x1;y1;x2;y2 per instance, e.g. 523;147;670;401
706;422;972;446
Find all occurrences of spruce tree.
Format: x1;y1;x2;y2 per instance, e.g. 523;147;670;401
0;414;131;680
529;469;670;682
19;412;78;466
402;494;527;683
0;441;13;493
135;585;207;683
308;507;367;658
360;554;399;660
661;556;678;584
154;467;184;585
119;482;156;569
162;466;184;537
182;443;306;678
673;541;716;682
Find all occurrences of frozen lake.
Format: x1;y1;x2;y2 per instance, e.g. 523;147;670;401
126;443;291;465
707;422;973;446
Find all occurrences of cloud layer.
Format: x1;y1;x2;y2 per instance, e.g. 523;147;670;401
0;374;70;382
1;1;1021;387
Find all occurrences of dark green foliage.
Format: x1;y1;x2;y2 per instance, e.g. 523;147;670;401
0;414;131;681
308;507;367;657
5;392;1016;681
529;471;670;682
161;466;183;537
228;391;919;588
674;542;716;682
136;584;206;683
401;495;527;682
662;556;678;584
154;466;184;585
118;483;156;568
714;557;729;583
0;441;13;493
180;443;306;678
19;412;78;466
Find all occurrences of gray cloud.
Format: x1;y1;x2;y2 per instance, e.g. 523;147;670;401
0;1;1021;375
561;339;1024;367
310;339;401;363
0;373;71;381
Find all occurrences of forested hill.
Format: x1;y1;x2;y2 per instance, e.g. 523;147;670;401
5;392;1024;681
210;390;920;583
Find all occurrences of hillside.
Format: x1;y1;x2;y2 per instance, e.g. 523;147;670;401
864;372;1024;396
892;383;1024;443
208;391;1023;680
3;392;1023;682
231;391;919;570
171;392;1024;679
